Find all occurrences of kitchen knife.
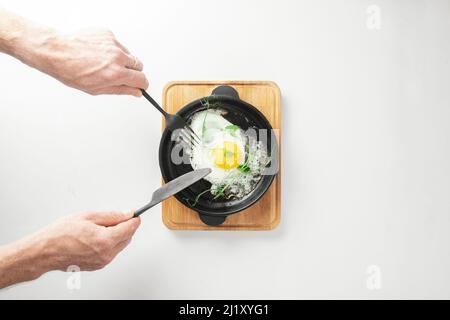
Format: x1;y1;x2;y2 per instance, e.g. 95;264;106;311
133;168;211;217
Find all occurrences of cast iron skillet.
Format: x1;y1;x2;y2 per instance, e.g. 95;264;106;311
159;85;278;226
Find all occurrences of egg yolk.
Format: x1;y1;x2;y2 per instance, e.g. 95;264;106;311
212;141;243;169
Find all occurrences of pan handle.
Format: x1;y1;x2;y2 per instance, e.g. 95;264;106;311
198;213;227;226
211;85;239;99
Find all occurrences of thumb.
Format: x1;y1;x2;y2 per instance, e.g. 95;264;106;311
83;211;133;227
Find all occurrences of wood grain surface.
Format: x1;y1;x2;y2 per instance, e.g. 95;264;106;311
161;81;281;230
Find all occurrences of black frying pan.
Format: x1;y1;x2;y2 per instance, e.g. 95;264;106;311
159;85;278;226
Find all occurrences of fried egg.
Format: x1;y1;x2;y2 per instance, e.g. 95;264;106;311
183;108;269;202
189;110;246;185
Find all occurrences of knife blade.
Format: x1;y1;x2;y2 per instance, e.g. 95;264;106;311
133;168;211;217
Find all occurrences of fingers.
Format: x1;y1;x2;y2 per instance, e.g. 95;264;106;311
121;69;149;90
123;54;144;71
113;53;148;89
84;211;132;227
105;216;141;243
114;39;130;54
95;85;142;97
105;43;148;91
115;48;143;72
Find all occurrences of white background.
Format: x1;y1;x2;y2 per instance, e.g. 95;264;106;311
1;0;449;299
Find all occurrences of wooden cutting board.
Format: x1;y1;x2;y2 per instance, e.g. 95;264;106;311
161;81;281;230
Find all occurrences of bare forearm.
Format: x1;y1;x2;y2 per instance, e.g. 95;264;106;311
0;8;25;55
0;234;52;289
0;8;57;69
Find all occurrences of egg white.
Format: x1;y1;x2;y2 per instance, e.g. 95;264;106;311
189;110;246;184
185;108;269;201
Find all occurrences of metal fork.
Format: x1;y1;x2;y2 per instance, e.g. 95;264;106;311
140;89;200;147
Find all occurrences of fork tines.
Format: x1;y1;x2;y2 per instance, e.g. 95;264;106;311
179;126;201;147
185;125;201;143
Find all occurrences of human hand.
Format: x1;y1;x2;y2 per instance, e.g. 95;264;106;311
0;211;140;289
16;27;149;96
1;10;148;96
39;211;141;271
